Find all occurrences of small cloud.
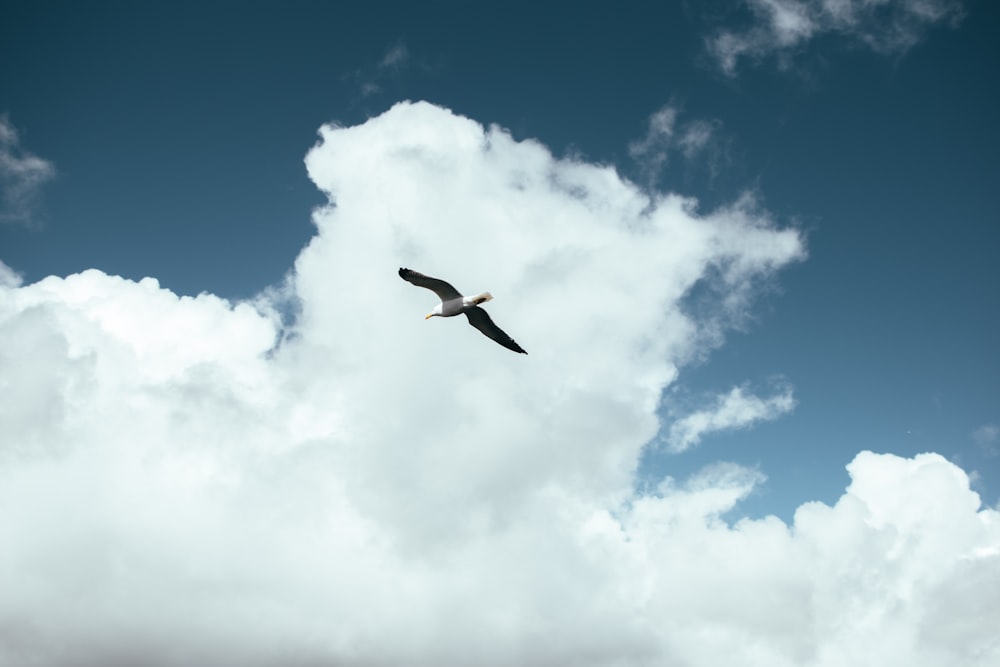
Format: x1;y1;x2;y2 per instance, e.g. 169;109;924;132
677;119;717;160
0;114;56;227
379;43;409;70
628;105;678;175
348;41;414;98
666;383;796;452
706;0;965;76
0;259;23;288
629;105;724;185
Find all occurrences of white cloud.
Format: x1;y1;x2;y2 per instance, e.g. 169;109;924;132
0;115;56;226
0;102;996;666
708;0;964;75
0;259;22;288
667;384;797;452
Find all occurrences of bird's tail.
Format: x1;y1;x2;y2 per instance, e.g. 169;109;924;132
473;292;493;305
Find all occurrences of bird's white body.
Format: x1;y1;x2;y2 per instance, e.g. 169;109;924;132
430;292;493;318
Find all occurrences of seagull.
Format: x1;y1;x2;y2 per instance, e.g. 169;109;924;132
398;267;527;354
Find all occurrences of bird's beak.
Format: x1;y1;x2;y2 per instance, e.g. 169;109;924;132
425;313;433;320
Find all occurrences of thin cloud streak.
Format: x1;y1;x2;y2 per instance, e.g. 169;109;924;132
707;0;965;75
667;384;797;452
0;115;56;227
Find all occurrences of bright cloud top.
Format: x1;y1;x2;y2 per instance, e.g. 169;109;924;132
0;102;996;666
0;114;56;227
709;0;964;75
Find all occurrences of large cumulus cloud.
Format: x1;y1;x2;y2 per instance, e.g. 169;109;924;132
0;102;996;666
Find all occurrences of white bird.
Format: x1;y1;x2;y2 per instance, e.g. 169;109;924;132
398;267;527;354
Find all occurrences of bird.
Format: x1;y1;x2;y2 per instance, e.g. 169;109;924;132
398;267;527;354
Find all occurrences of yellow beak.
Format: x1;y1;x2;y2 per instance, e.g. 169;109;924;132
425;313;433;320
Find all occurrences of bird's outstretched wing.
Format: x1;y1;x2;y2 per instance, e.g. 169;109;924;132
398;268;462;301
465;306;527;354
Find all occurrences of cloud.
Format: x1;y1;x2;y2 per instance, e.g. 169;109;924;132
629;105;724;184
379;42;410;69
0;259;22;288
666;384;797;452
628;105;679;173
351;41;414;97
0;102;996;666
0;115;56;227
708;0;965;75
678;119;718;160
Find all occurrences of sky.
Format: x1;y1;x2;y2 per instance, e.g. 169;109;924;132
1;1;998;665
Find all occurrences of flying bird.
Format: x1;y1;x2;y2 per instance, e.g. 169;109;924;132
398;267;527;354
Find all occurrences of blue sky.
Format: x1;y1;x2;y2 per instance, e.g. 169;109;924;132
1;2;999;665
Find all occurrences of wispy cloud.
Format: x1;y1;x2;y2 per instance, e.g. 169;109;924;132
707;0;965;75
628;105;679;174
629;104;724;185
379;42;409;70
348;41;414;98
0;115;56;227
667;384;796;452
677;119;718;160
